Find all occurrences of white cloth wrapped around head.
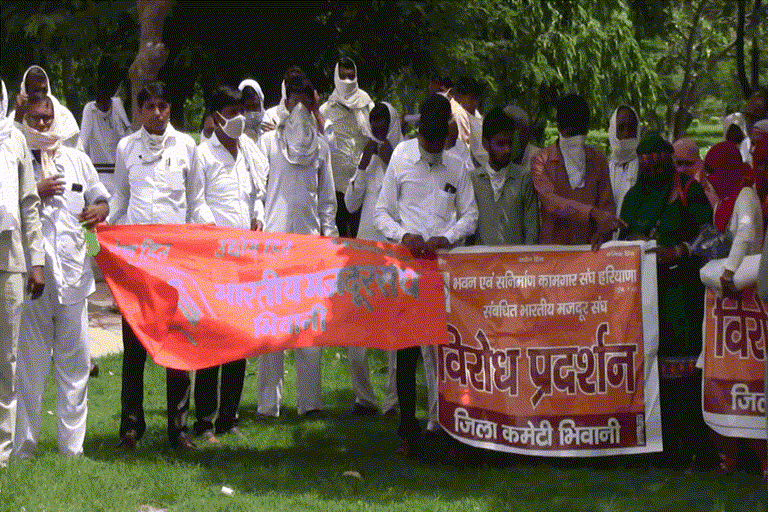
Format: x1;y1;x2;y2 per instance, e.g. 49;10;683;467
20;65;80;143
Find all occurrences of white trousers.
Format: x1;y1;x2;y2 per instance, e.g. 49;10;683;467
0;271;23;466
257;347;322;416
348;347;397;412
14;290;89;458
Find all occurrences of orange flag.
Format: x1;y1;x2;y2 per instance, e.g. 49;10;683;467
95;224;448;370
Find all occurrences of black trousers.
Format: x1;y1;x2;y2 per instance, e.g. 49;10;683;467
335;191;360;238
119;318;191;442
193;359;246;435
396;346;423;442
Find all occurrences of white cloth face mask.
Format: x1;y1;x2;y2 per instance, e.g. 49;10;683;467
218;111;245;139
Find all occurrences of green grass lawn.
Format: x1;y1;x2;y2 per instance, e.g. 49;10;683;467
2;349;765;512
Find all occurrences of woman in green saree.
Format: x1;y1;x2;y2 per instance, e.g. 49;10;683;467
619;133;713;469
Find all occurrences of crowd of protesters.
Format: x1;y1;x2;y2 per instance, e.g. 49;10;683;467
1;59;767;479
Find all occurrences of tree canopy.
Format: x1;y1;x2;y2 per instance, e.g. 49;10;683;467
1;0;763;143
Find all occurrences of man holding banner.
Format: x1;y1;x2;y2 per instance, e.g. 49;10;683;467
193;85;267;442
375;93;478;458
256;73;337;418
109;81;215;452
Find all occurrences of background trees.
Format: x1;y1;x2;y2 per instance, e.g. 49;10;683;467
1;0;763;145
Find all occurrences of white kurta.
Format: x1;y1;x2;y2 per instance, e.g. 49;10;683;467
343;102;401;412
256;128;337;417
15;146;110;458
723;186;764;273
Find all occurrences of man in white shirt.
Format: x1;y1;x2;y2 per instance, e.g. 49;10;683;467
13;92;110;459
343;102;400;417
320;58;374;238
257;75;337;418
193;85;267;442
77;63;130;195
374;93;478;458
110;81;214;451
0;78;45;468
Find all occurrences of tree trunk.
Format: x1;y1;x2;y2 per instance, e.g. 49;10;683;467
751;0;761;91
61;56;81;125
736;0;753;100
128;0;172;131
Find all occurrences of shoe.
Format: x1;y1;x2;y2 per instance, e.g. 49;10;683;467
89;362;99;378
115;431;137;452
199;430;220;444
172;432;197;452
225;426;245;439
715;452;737;474
396;439;422;459
351;403;378;416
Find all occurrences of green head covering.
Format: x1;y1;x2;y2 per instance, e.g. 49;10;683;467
636;133;673;155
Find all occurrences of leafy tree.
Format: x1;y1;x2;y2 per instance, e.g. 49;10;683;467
1;1;136;123
420;0;662;144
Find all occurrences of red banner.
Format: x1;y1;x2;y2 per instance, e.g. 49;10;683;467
702;287;767;439
95;224;447;370
436;242;662;456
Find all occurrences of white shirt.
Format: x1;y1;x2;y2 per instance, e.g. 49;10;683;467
198;132;266;230
724;186;764;273
76;98;129;166
32;146;110;305
108;126;214;225
258;129;338;236
374;138;478;244
345;155;386;242
608;157;639;217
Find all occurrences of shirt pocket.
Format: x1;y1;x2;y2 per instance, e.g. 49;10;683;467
166;155;186;192
431;189;454;221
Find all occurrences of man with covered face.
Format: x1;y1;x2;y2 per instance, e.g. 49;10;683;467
257;73;337;418
320;58;374;238
13;92;110;459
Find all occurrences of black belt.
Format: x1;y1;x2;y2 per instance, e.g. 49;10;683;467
94;164;115;174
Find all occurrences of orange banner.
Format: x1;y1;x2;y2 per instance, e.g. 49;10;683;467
95;224;447;371
702;287;767;439
436;242;662;456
